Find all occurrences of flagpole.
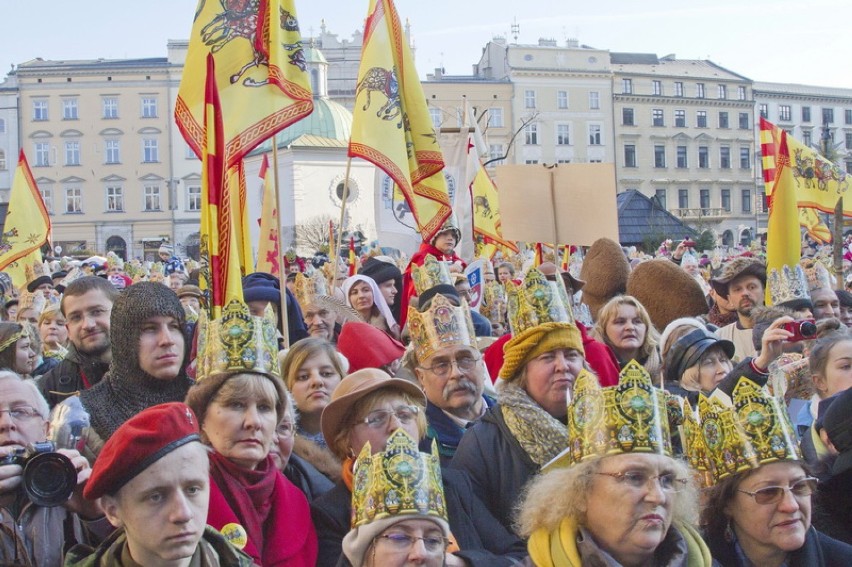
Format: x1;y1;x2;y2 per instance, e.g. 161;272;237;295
335;157;354;272
272;135;290;349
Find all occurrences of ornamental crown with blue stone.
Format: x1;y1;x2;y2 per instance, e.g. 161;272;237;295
506;267;575;335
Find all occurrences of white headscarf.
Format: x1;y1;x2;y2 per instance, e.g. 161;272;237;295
342;274;397;331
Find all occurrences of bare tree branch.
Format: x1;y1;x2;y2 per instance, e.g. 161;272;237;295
483;111;540;167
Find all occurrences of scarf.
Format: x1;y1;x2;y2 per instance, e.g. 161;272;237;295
497;381;567;467
529;517;714;567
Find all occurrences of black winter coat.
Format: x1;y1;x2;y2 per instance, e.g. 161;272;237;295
449;405;539;537
310;467;527;567
709;526;852;566
813;468;852;546
282;453;334;502
37;345;110;409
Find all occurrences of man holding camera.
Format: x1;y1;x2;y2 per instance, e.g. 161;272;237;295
0;371;106;566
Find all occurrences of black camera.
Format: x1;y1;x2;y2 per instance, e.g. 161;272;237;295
0;441;77;507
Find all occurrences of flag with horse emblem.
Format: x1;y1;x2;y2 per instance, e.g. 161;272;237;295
0;151;51;281
349;0;451;242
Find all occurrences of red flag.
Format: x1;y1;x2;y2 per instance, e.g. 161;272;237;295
348;237;356;276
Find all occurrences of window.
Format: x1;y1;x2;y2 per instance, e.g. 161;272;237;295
65;187;82;213
144;185;161;211
652;80;662;96
588;124;602;145
678;189;689;209
622;108;634;126
187;185;202;211
700;189;711;209
846;132;852;149
557;91;568;109
719;112;729;128
524;89;536;109
698;146;709;168
488;144;504;165
823;108;835;124
802;130;812;146
739;112;750;129
655;189;667;209
757;104;768;119
720;146;731;169
33;99;48;121
779;105;792;122
677;145;688;168
143;139;159;162
0;150;5;171
624;144;636;167
654;145;666;168
524;123;538;145
141;97;158;118
65;141;80;166
556;159;571;164
524;159;539;164
0;118;5;133
488;108;504;127
675;110;686;127
696;111;707;128
674;82;684;97
846;109;852;125
802;106;811;122
103;97;118;119
696;83;705;98
556;124;570;145
732;149;748;172
718;85;727;99
106;186;124;212
62;98;78;120
105;140;120;164
428;108;441;129
742;189;752;213
184;143;198;160
721;188;731;211
34;143;50;166
652;109;664;126
622;78;632;94
738;86;747;100
589;91;600;109
40;187;53;214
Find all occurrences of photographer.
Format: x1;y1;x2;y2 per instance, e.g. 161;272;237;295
0;371;107;566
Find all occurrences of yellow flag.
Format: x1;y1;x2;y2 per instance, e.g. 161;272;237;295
764;128;801;305
348;0;451;241
0;151;51;284
256;155;280;275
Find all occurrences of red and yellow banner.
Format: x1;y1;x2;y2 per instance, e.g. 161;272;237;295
256;155;280;276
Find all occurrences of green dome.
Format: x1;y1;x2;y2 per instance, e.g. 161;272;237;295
279;97;352;144
302;45;328;65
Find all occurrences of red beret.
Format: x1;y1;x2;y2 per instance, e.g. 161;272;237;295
85;402;201;500
336;321;405;373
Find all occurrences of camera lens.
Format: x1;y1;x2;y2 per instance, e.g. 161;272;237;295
801;321;817;338
22;452;77;507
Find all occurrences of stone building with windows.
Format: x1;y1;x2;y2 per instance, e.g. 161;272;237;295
0;74;20;206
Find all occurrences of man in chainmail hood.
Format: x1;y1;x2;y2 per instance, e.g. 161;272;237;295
77;282;190;454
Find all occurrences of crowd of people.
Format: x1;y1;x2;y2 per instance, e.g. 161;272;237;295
3;226;852;566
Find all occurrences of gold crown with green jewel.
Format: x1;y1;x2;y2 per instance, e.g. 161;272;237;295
411;254;453;295
350;429;447;529
506;268;575;335
407;293;476;363
194;299;280;383
693;377;800;483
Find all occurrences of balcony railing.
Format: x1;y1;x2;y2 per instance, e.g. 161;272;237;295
670;207;728;219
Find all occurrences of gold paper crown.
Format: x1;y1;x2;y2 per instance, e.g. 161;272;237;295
24;261;49;285
506;268;575;335
195;299;280;383
407;293;476;363
480;281;506;325
293;271;328;309
350;429;447;530
800;258;833;292
105;251;124;270
692;377;800;484
411;254;452;295
560;360;673;467
767;265;809;306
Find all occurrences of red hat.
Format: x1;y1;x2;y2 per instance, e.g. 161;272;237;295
85;402;201;500
336;321;405;373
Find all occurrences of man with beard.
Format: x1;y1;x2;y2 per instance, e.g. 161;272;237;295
39;276;118;409
710;257;767;361
292;272;359;344
408;287;494;465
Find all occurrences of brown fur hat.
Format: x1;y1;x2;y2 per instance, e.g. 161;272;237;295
580;238;630;318
627;259;709;331
709;257;766;299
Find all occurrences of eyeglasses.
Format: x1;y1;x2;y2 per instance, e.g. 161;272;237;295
0;406;42;421
737;477;818;505
375;532;449;553
595;470;688;492
418;354;480;377
360;406;419;429
276;421;295;438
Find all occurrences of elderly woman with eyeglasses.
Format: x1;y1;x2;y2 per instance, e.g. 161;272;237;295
310;368;528;567
689;376;852;566
516;361;714;567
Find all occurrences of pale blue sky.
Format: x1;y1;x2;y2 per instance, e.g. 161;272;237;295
3;0;851;88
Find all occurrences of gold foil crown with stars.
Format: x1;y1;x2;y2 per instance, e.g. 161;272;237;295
194;299;280;383
293;271;328;309
800;258;833;292
407;293;476;363
767;264;809;306
411;254;453;295
506;268;575;336
692;377;800;484
556;360;673;468
350;429;447;530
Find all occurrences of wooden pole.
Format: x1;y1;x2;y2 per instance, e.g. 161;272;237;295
272;135;290;349
835;197;844;291
335;158;354;275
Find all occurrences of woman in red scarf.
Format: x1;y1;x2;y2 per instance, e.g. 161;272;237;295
186;368;317;566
